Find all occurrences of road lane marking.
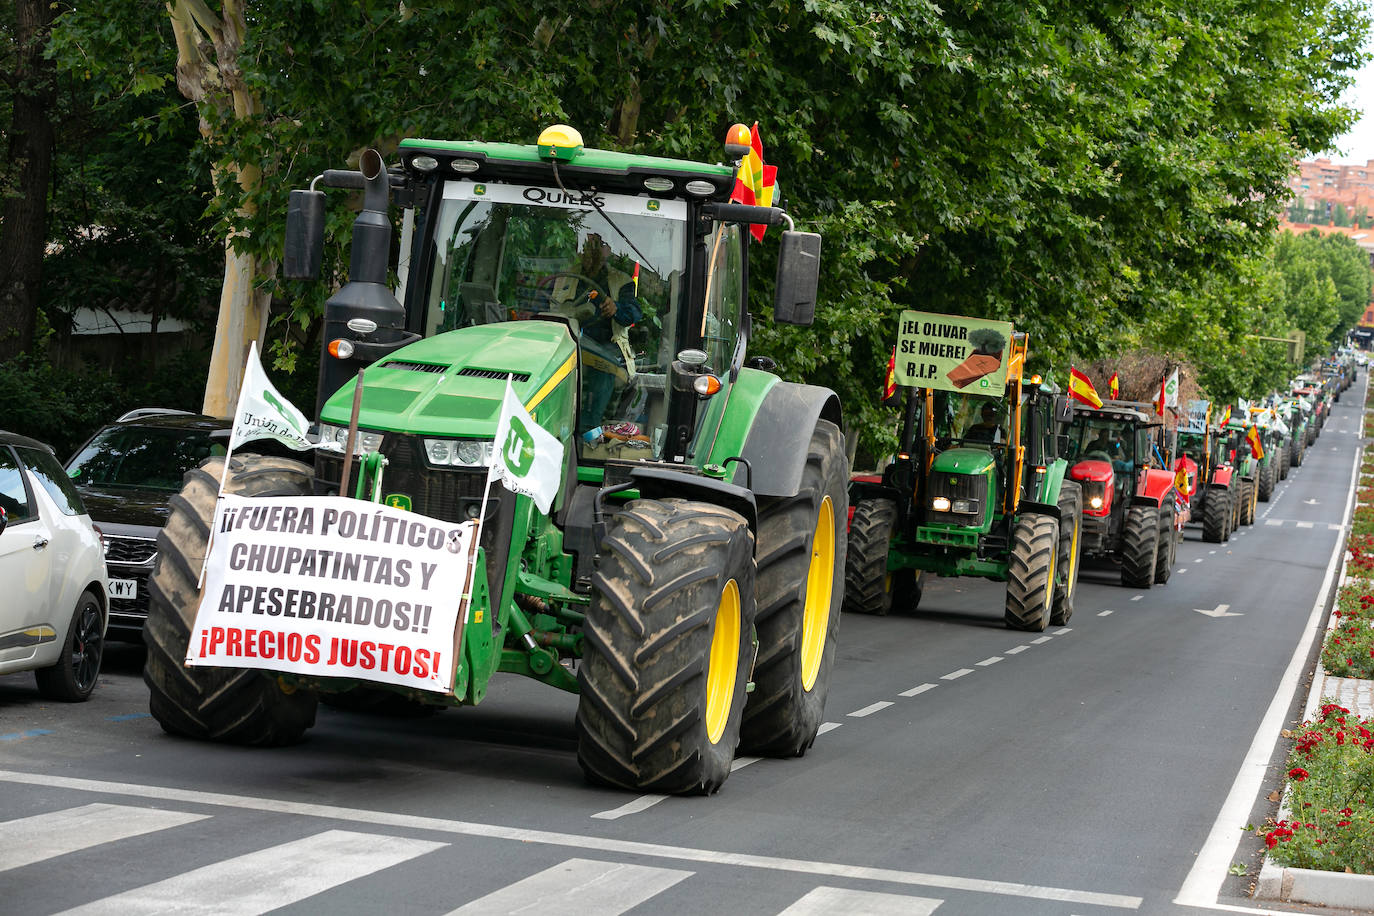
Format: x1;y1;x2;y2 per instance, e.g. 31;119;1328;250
1005;644;1030;653
848;701;893;718
1209;550;1217;554
976;656;1002;667
446;858;691;915
1178;568;1188;574
57;829;444;916
0;770;1143;909
941;668;973;680
1054;628;1072;635
731;756;761;772
779;886;942;915
1098;610;1113;617
0;804;207;872
899;683;938;697
1296;521;1314;529
817;721;842;735
1030;636;1053;644
1265;519;1281;526
1194;558;1204;563
1131;595;1143;601
592;796;667;821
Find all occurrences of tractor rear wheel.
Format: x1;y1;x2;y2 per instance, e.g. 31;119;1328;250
844;498;898;615
1279;440;1290;479
1051;482;1082;626
1292;440;1304;467
1258;461;1274;501
739;421;847;758
1121;505;1160;588
576;498;755;795
1240;479;1256;526
1202;487;1230;543
1004;514;1058;631
143;455;318;746
1154;504;1176;584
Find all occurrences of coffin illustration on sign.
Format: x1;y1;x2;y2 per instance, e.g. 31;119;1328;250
947;328;1007;388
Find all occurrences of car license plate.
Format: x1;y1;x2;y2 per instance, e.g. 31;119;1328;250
109;578;137;599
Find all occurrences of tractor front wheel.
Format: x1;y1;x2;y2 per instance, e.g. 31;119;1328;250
739;420;847;758
576;498;756;795
1202;487;1230;543
1004;514;1058;631
844;498;905;615
1051;482;1082;626
1154;504;1176;584
1121;505;1160;588
143;455;319;746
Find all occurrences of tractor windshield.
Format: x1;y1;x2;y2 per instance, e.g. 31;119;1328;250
1067;417;1137;475
1177;431;1206;465
420;180;686;439
934;392;1007;447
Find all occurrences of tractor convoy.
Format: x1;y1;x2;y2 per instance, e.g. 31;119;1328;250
138;121;1362;797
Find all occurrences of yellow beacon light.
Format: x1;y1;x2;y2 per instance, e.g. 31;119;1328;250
537;124;584;161
724;123;752;159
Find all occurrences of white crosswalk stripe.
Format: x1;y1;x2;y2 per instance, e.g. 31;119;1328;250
0;804;208;872
55;829;445;916
445;858;692;915
779;885;943;915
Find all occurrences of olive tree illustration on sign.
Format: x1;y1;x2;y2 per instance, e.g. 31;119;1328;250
947;328;1007;389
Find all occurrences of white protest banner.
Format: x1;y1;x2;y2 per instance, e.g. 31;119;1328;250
231;340;314;452
1163;367;1180;409
189;494;474;693
488;378;564;514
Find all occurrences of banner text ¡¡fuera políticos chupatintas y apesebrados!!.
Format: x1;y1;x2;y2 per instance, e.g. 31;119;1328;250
187;494;476;693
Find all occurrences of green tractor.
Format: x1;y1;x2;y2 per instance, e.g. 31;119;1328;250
844;317;1083;631
1175;400;1237;543
142;124;848;796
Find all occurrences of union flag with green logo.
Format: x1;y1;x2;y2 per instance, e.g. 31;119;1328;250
488;379;564;514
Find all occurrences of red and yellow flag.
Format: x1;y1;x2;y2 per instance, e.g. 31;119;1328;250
1218;404;1231;427
1247;425;1264;459
728;122;779;242
883;346;897;403
1068;367;1103;408
1109;372;1119;399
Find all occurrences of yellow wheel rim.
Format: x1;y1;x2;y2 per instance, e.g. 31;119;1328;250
705;578;741;745
1066;515;1080;601
800;496;835;692
1043;535;1057;613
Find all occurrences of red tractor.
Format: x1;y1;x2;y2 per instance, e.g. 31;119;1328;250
1174;400;1240;543
1065;400;1183;588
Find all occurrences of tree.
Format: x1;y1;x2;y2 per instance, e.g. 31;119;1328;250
0;0;58;361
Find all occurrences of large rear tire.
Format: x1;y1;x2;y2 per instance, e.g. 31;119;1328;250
143;455;318;746
1258;460;1274;501
1279;439;1290;479
1239;479;1256;526
1004;514;1058;631
1050;482;1082;626
1121;505;1159;588
1202;486;1229;543
576;498;756;795
739;421;847;758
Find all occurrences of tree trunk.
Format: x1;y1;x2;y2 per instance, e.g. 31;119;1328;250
0;0;57;362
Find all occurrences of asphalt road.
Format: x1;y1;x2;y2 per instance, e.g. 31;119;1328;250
0;385;1365;916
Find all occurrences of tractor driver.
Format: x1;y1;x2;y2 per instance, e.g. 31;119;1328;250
963;402;1002;443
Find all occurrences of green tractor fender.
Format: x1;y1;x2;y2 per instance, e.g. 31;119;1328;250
707;370;842;499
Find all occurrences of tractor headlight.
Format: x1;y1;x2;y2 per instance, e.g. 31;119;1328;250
317;424;385;455
424;438;494;468
1089;495;1104;509
931;496;952;512
952;498;979;514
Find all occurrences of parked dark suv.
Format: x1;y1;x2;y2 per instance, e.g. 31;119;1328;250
65;410;232;641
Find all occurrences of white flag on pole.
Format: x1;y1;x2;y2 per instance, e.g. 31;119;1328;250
488;379;564;514
1163;368;1180;409
230;341;314;451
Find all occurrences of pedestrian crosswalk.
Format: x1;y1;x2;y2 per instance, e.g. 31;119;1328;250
3;804;947;915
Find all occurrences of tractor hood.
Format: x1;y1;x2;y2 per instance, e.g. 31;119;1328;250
931;447;996;476
1070;459;1113;484
319;321;577;438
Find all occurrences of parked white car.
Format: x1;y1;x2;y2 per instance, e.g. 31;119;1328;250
0;430;108;700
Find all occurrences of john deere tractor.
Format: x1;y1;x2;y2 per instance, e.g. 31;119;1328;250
142;124;848;796
844;315;1082;631
1066;400;1182;587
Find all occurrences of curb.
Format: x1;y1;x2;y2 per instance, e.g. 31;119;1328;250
1254;444;1374;906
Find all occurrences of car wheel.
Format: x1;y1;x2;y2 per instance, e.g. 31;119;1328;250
35;590;105;702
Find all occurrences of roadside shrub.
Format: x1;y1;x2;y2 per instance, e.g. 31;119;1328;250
1322;616;1374;679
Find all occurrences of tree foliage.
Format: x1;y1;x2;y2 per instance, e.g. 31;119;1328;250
42;0;1374;452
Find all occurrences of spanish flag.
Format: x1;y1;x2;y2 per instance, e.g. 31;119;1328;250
728;122;778;242
1068;367;1103;408
883;346;898;404
1218;404;1231;427
1247;425;1264;459
1109;372;1119;399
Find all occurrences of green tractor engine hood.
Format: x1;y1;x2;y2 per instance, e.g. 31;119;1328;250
931;447;997;476
319;321;577;438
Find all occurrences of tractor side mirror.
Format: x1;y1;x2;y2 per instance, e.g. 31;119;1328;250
1053;396;1074;424
773;230;821;326
284;189;326;280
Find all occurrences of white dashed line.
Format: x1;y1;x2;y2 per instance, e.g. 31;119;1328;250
1131;595;1143;601
1296;521;1314;529
1178;568;1188;574
1098;610;1113;617
1030;636;1053;645
848;701;893;718
1054;628;1072;635
730;756;761;772
1208;550;1217;555
942;668;974;681
1193;558;1204;563
1265;519;1282;526
817;721;842;735
976;656;1003;667
899;683;938;697
1005;645;1030;654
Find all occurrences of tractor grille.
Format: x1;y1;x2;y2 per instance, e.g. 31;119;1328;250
926;472;988;527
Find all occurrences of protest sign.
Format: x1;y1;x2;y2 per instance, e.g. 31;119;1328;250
893;310;1014;394
189;494;474;693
